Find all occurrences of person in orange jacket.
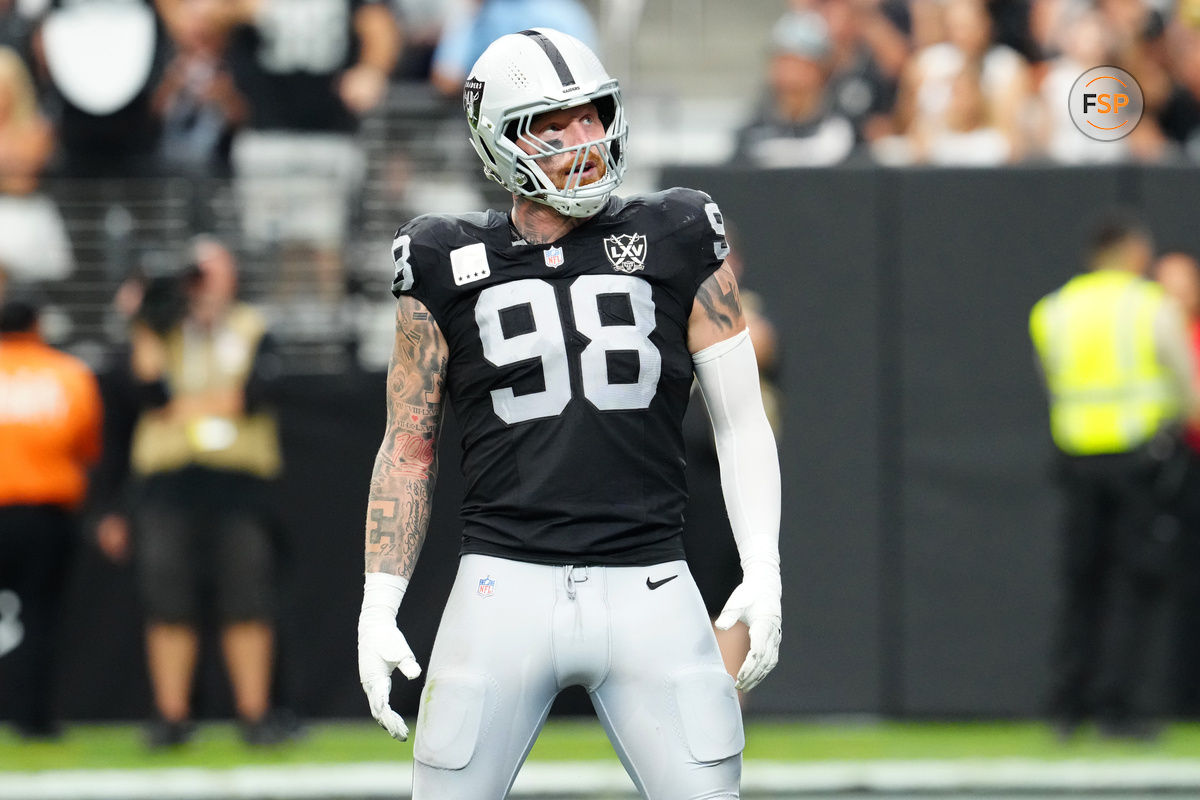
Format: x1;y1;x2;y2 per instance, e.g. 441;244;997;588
0;294;102;738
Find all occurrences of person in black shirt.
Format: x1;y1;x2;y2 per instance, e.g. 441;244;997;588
224;0;399;305
355;27;782;799
37;0;166;176
731;10;855;167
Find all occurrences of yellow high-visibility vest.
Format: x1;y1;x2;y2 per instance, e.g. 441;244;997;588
1029;269;1180;455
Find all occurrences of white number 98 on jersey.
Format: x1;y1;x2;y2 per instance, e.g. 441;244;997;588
475;276;661;424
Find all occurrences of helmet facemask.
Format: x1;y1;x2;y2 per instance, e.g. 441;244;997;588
509;92;626;217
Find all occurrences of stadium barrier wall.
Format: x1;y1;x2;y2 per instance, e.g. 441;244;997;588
3;165;1200;723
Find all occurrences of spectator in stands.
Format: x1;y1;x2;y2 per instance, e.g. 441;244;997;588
36;0;166;176
225;0;399;312
731;10;856;167
390;0;454;80
429;0;597;96
813;0;909;144
1029;0;1180;162
1152;251;1200;716
1096;0;1173;161
909;61;1012;164
1037;7;1128;164
1030;215;1196;740
892;0;1032;161
1159;21;1200;162
151;0;247;175
96;236;289;747
0;46;73;284
0;293;102;739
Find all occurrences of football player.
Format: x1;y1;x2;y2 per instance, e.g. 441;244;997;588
357;28;782;799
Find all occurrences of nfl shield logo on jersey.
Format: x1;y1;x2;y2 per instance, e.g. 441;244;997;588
477;576;496;598
543;246;564;268
604;234;647;273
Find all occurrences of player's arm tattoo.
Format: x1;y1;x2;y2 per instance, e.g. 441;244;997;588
365;296;448;579
688;262;748;352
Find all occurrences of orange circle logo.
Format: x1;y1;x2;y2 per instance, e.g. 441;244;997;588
1069;66;1144;141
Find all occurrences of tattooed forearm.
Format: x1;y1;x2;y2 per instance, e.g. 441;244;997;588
694;263;743;332
365;298;448;579
379;432;436;477
366;456;438;576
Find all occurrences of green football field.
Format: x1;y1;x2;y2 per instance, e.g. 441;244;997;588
3;719;1200;772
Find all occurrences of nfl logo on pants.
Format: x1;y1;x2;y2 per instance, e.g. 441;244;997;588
477;576;496;598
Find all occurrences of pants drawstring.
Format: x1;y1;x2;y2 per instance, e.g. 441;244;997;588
564;565;588;600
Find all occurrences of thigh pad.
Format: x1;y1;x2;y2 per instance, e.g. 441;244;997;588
671;666;745;763
414;671;490;771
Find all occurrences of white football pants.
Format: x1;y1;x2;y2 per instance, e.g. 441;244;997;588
411;554;743;800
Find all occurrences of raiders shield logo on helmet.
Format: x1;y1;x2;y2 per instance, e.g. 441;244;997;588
463;78;485;128
603;233;647;273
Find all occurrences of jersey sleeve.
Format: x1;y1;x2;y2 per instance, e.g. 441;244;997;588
390;215;453;321
660;187;730;293
390;222;419;297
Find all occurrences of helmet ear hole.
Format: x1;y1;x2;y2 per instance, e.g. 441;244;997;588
593;95;617;132
471;136;506;185
478;139;500;171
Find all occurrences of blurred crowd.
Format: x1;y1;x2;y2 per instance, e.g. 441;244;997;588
0;0;1197;297
0;0;594;183
0;0;600;312
737;0;1200;167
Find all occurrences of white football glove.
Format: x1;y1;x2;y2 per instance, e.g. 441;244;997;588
714;561;782;692
357;572;423;741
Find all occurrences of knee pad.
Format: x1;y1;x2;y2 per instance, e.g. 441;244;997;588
671;667;745;763
414;672;492;770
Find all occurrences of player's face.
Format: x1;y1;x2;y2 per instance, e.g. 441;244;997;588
519;103;609;191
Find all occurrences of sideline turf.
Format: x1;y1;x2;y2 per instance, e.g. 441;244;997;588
2;720;1199;772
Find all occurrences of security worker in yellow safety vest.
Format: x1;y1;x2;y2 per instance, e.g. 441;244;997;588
1030;215;1198;740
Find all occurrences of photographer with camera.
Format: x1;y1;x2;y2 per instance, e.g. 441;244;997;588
96;236;289;747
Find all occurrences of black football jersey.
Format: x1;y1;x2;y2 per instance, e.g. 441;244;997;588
392;188;729;566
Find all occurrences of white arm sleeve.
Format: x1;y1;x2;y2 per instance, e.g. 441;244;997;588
692;328;781;571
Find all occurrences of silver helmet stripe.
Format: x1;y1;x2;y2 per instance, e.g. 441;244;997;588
519;29;577;89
